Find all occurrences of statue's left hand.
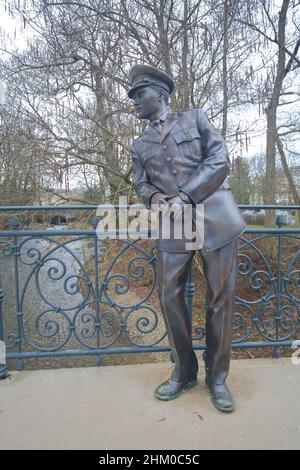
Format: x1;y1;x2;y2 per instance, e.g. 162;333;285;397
167;195;184;206
167;195;185;218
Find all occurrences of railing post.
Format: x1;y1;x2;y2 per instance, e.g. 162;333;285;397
0;275;8;379
91;215;103;367
10;216;24;371
273;216;284;359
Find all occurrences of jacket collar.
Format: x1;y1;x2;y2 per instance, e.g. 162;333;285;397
141;112;183;143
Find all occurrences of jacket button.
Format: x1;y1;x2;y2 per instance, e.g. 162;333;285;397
162;144;167;150
172;169;178;175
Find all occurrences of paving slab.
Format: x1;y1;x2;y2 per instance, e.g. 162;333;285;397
0;357;299;450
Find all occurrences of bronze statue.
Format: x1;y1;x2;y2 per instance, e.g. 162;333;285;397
128;64;246;412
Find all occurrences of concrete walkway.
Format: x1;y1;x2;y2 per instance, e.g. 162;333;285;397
0;357;299;450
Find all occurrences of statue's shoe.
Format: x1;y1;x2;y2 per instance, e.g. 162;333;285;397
205;378;235;413
154;376;197;401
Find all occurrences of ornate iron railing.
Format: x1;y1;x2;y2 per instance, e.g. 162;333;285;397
0;204;299;377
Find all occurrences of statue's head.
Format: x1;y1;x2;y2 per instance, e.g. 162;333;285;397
128;64;174;120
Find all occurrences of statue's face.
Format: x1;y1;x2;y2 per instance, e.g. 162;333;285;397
132;85;162;120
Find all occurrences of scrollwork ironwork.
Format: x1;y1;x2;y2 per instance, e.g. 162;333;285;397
0;226;299;364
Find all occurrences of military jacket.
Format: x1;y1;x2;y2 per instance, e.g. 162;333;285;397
131;108;246;251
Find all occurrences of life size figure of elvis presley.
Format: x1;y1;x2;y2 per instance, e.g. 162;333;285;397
128;64;246;412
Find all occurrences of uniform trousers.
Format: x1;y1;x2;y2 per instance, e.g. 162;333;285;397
156;238;239;385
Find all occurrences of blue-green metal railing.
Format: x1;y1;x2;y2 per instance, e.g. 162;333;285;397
0;204;299;377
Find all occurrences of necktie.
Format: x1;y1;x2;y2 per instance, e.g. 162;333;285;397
153;119;163;134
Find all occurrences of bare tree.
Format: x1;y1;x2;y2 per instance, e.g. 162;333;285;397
0;0;299;212
237;0;300;226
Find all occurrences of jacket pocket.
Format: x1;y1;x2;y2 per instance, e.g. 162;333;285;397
173;127;202;163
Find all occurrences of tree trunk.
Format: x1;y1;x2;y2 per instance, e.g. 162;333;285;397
262;0;290;259
276;132;300;225
222;0;229;138
179;0;190;110
263;0;290;229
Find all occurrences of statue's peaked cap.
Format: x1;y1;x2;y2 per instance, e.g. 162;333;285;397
128;64;175;98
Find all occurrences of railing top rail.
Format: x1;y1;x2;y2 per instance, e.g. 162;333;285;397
0;204;300;212
1;228;300;237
